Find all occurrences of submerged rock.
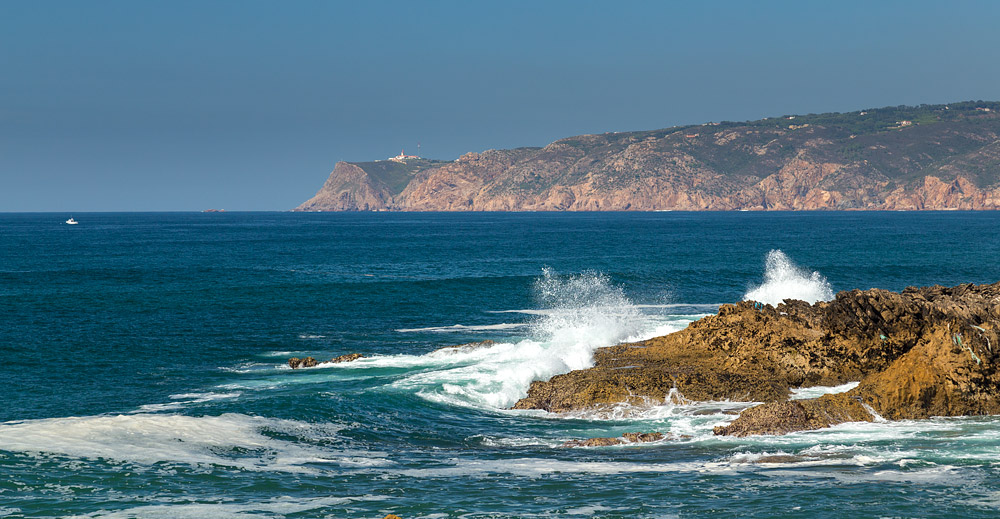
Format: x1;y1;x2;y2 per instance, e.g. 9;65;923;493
514;281;1000;436
563;431;671;447
752;454;807;464
432;340;496;353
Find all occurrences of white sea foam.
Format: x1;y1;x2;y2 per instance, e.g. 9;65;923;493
489;303;723;315
390;457;712;478
395;323;527;333
380;443;985;480
282;269;690;410
564;505;629;516
473;435;564;448
254;269;692;412
743;250;833;305
789;382;859;400
135;392;242;412
387;269;690;409
0;413;384;472
68;495;388;519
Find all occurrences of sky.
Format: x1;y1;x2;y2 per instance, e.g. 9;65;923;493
3;0;1000;211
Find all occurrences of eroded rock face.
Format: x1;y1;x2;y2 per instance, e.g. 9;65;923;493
513;282;1000;435
712;394;874;437
295;105;1000;212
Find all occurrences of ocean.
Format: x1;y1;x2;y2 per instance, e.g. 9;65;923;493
2;211;1000;518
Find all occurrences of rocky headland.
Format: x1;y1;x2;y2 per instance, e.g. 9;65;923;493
512;281;1000;436
297;102;1000;212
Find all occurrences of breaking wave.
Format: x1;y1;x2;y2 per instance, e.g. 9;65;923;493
374;269;693;409
743;250;833;306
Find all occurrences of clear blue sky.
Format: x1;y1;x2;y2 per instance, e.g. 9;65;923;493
3;0;1000;211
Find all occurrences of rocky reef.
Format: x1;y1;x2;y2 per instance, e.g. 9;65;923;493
514;282;1000;436
288;353;364;369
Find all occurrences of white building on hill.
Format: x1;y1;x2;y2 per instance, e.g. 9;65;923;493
389;148;420;162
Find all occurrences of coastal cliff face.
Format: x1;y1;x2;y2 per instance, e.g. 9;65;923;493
296;102;1000;211
512;281;1000;436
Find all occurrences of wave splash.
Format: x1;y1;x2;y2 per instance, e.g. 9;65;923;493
388;269;688;410
743;250;833;306
528;268;646;361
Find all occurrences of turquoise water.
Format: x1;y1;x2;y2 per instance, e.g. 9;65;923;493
2;211;1000;518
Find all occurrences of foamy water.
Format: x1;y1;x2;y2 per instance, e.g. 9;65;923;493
389;269;694;409
8;210;1000;519
0;413;378;472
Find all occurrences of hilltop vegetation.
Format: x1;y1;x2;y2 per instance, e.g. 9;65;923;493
297;101;1000;211
350;159;451;196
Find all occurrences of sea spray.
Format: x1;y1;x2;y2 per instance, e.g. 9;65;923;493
527;268;645;370
743;250;833;306
393;269;687;410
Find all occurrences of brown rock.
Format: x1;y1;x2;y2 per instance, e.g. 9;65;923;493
563;437;625;448
517;281;1000;436
713;394;873;437
294;105;1000;212
621;432;665;443
287;357;318;369
331;353;363;363
562;431;678;447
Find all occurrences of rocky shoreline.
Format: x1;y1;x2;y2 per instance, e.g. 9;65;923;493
513;282;1000;436
296;103;1000;212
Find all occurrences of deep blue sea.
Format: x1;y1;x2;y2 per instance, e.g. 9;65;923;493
3;211;1000;518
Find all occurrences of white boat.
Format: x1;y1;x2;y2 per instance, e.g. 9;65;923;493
66;217;78;225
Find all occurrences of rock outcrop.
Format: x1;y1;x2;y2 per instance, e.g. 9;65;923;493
331;353;364;363
296;102;1000;212
513;282;1000;435
288;353;364;369
712;394;874;437
562;432;669;448
288;357;318;369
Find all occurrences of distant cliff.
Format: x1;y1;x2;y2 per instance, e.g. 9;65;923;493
296;101;1000;211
